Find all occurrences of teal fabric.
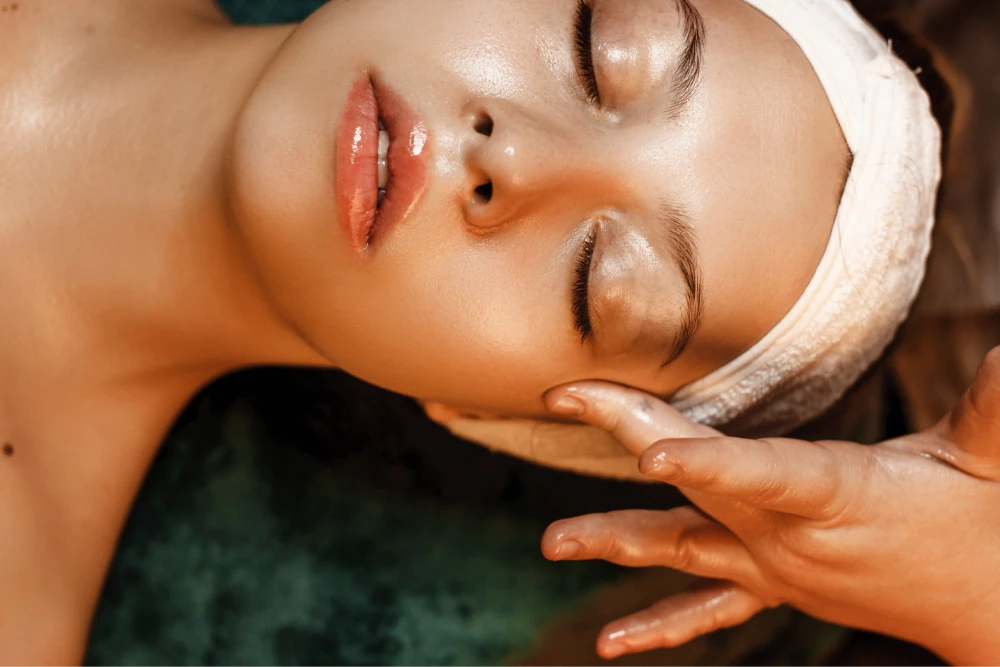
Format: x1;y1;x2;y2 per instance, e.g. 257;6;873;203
86;380;624;664
86;367;858;665
216;0;324;24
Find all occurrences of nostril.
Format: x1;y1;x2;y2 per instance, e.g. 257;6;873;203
474;113;494;137
474;180;493;203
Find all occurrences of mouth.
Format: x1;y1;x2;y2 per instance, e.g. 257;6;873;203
335;74;429;257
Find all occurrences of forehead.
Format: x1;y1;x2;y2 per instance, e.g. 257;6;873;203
660;0;844;373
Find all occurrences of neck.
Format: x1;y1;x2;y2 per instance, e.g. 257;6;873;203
10;11;327;416
0;12;336;657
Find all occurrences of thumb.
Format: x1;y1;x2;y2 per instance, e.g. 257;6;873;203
942;346;1000;478
544;381;720;457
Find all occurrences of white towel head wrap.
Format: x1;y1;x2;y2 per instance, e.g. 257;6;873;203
668;0;942;436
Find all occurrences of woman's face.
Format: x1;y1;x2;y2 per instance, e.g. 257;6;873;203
230;0;848;417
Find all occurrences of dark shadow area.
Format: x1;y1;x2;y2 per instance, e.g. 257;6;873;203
179;367;687;521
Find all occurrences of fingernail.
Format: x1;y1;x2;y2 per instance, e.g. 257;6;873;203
549;394;586;417
601;642;626;659
554;539;584;559
640;454;681;478
601;631;628;659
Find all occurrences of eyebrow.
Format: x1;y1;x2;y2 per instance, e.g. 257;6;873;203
659;200;704;366
664;0;706;120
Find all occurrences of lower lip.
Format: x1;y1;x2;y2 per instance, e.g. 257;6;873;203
335;76;428;257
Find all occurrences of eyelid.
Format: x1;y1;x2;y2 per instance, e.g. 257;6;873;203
571;226;598;342
573;0;600;106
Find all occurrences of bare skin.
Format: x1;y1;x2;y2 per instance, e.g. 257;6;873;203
541;349;1000;664
0;2;316;661
0;0;846;662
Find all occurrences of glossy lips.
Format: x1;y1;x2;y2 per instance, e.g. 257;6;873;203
335;76;428;256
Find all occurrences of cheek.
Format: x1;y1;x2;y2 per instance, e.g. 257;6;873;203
330;244;581;412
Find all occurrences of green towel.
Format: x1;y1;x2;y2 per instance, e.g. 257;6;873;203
86;367;849;665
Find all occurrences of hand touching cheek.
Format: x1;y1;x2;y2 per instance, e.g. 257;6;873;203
542;351;1000;664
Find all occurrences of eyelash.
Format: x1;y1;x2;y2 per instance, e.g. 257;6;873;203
574;0;600;106
572;227;597;342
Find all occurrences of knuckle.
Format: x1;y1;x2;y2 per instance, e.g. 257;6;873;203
687;610;725;641
744;439;791;506
591;401;621;433
669;529;700;572
754;588;785;609
687;459;725;490
746;479;790;508
594;532;624;561
683;591;752;640
657;628;687;648
645;601;695;646
818;446;881;527
587;516;629;562
812;444;851;520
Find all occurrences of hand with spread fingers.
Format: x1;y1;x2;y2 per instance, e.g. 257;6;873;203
540;349;1000;664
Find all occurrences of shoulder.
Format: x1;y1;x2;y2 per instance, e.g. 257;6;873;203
0;0;225;59
0;2;125;82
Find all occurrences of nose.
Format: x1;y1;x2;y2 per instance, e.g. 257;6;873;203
461;103;613;230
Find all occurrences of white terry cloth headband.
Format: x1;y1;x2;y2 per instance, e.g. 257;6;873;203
669;0;942;436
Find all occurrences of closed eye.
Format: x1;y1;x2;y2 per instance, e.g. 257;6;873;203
572;227;597;342
574;0;600;106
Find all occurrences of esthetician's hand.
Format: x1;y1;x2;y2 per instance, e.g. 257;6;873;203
423;402;650;482
541;349;1000;665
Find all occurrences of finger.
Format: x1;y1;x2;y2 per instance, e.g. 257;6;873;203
639;436;854;519
542;507;761;584
544;381;721;457
597;581;767;659
943;347;1000;478
440;416;651;483
422;401;506;422
423;401;468;424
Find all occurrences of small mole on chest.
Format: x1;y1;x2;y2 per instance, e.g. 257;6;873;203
2;443;13;457
1;3;20;12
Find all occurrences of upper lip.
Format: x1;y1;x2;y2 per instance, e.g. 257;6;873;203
335;74;429;257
